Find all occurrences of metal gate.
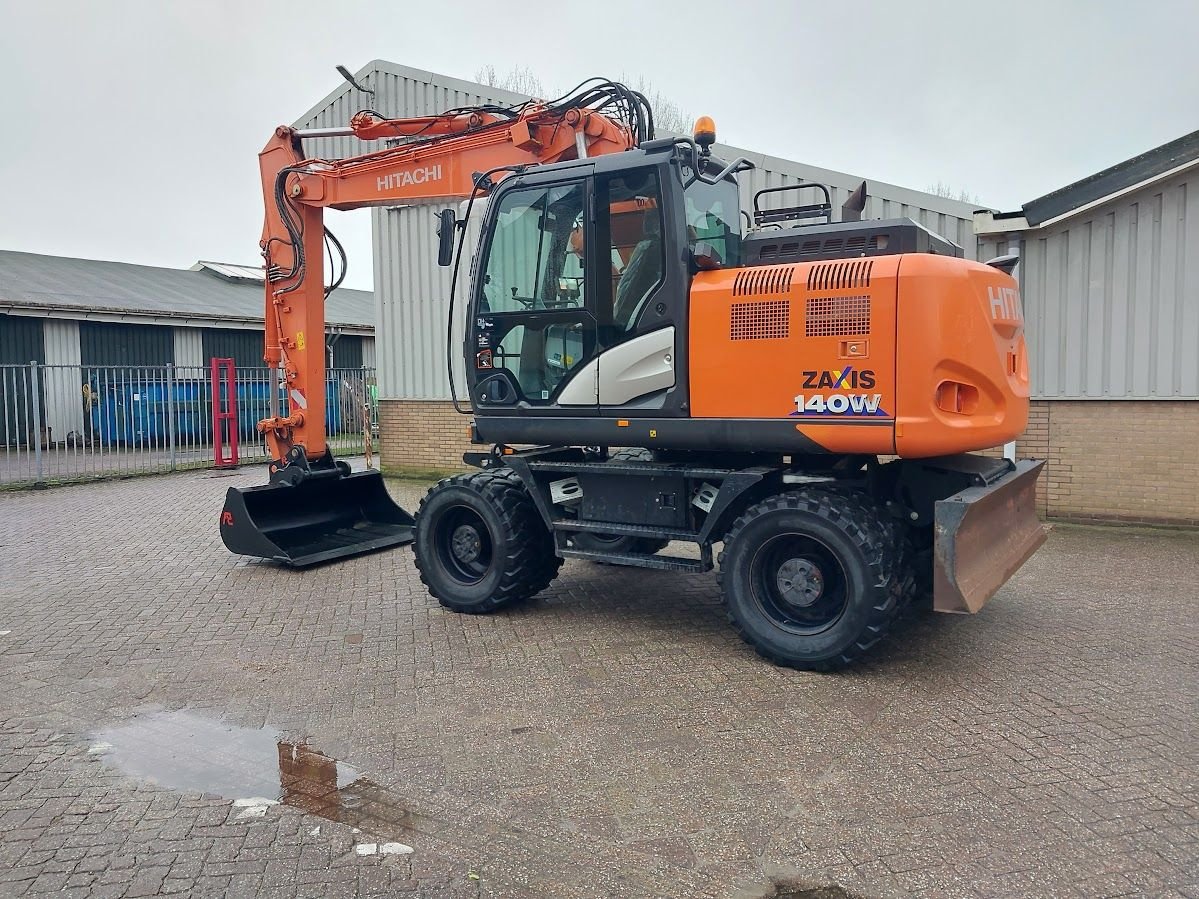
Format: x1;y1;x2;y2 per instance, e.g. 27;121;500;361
0;363;378;488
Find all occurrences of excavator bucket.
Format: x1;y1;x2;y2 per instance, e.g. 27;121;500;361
933;459;1047;614
220;470;414;567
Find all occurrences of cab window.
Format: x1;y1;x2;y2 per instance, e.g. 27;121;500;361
481;182;586;313
602;169;665;332
684;177;741;266
475;181;590;403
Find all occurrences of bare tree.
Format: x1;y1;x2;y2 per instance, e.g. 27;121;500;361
473;65;693;135
474;65;548;98
623;74;693;135
926;181;980;205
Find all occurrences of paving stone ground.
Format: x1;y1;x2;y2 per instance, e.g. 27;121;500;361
0;463;1195;898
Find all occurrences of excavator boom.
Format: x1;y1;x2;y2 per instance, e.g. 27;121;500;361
221;82;646;565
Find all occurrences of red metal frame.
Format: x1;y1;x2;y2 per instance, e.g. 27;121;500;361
211;357;238;468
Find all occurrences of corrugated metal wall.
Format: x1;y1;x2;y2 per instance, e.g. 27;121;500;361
0;313;44;364
0;314;45;446
173;328;204;368
42;319;84;438
198;327;367;369
728;148;979;255
1012;170;1197;399
373;202;462;399
297;62;979;401
201;327;264;368
328;334;363;369
80;322;173;367
43;319;80;366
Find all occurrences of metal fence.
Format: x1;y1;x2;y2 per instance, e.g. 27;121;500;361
0;363;378;488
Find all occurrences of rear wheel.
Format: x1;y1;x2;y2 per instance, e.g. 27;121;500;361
718;488;901;670
414;470;561;614
569;448;670;557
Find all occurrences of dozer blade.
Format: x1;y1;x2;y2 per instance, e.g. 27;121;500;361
933;459;1047;614
220;470;414;567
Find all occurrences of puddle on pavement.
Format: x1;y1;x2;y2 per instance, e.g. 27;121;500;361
755;886;857;899
90;709;423;839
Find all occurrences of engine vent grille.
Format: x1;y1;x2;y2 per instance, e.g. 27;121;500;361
805;296;871;337
733;266;794;296
731;299;790;341
807;260;873;291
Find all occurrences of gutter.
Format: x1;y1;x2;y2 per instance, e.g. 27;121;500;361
0;301;373;336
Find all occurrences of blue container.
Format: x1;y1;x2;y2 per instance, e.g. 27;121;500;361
128;382;166;444
228;379;344;437
89;376;353;447
324;379;343;435
90;380;127;445
171;379;205;442
88;381;164;445
236;379;275;444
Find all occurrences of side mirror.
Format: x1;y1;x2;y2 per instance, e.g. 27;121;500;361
436;208;457;267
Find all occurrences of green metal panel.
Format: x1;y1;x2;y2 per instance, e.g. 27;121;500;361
80;321;173;366
0;313;45;364
0;314;45;446
328;335;363;369
201;328;266;368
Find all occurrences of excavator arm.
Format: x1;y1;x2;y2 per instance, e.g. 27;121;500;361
256;103;637;466
221;84;648;566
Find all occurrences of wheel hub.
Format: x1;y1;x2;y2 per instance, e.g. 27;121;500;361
776;558;824;607
450;524;483;563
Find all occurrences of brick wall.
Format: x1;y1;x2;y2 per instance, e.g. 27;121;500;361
378;399;472;473
1022;402;1051;516
379;397;1198;526
1022;401;1198;527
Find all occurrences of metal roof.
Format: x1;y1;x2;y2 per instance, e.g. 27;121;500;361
188;260;269;283
1022;129;1199;226
0;251;374;332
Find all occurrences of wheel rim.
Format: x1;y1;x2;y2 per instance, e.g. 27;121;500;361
433;505;494;585
748;533;849;634
578;532;624;546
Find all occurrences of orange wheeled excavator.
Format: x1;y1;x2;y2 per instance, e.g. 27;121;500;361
221;78;1045;669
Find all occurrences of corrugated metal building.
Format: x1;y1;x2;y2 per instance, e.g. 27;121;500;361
0;252;375;367
0;251;375;443
975;130;1198;525
293;61;979;465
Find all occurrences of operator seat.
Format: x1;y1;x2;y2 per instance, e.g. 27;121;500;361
613;216;662;330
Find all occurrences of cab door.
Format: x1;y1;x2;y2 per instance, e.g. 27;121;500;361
590;167;678;410
468;174;601;412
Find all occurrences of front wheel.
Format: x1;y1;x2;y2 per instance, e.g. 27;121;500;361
413;470;561;614
718;488;901;670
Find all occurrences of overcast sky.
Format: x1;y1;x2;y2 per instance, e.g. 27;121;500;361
2;0;1196;290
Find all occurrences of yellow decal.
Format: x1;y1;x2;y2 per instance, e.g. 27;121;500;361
296;331;306;350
